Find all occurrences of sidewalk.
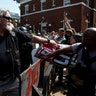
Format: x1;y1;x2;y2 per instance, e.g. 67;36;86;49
49;68;68;96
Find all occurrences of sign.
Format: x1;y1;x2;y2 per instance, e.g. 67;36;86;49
20;59;41;96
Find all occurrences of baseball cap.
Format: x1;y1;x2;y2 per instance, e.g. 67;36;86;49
66;29;73;34
59;28;64;32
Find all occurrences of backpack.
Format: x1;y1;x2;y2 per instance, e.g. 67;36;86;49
6;31;20;78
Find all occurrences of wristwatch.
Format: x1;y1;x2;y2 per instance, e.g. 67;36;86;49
47;38;50;43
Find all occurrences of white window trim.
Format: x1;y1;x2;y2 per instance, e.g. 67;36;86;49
25;4;29;14
41;0;46;3
41;0;46;10
20;0;31;4
33;25;35;32
85;19;89;28
86;0;89;6
52;0;56;6
33;4;36;11
63;0;70;5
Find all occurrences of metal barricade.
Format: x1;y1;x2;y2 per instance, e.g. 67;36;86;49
19;59;54;96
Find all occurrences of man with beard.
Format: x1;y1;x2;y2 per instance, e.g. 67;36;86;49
0;8;57;96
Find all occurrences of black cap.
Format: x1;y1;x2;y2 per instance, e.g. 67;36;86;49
18;26;27;33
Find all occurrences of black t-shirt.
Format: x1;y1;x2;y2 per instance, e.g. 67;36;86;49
0;34;12;76
0;29;32;76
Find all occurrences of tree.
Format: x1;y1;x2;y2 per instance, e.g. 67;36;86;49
13;0;20;3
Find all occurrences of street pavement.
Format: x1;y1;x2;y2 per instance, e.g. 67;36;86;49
49;68;68;96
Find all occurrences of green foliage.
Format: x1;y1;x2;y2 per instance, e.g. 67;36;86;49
13;0;20;3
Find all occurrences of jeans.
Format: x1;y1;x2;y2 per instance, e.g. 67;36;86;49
0;78;19;96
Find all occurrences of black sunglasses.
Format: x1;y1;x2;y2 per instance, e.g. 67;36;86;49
3;16;12;20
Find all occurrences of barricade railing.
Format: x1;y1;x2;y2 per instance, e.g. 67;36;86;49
19;59;41;96
19;59;54;96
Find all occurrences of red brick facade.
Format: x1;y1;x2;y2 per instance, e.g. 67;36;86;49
19;0;96;33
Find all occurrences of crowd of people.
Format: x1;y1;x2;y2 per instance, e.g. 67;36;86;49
0;7;96;96
47;27;96;96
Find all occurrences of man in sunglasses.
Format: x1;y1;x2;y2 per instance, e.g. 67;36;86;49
0;8;57;96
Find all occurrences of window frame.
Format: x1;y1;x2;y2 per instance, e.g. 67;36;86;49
41;0;46;10
24;4;29;14
63;0;70;6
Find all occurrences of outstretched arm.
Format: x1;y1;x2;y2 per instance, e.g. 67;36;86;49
47;44;73;58
32;35;58;46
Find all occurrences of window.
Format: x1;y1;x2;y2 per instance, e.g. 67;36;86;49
52;0;56;6
33;4;36;11
85;19;89;28
42;2;46;10
86;0;89;6
41;23;47;31
41;16;47;31
32;25;35;33
25;4;29;14
63;0;70;5
41;0;46;10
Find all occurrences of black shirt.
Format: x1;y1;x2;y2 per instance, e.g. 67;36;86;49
0;29;32;76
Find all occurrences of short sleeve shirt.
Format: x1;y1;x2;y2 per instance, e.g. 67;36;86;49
0;29;32;76
71;43;96;81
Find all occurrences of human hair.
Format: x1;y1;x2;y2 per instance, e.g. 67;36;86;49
82;27;96;48
0;8;10;17
84;27;96;37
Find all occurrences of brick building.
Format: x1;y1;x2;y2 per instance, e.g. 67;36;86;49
19;0;96;33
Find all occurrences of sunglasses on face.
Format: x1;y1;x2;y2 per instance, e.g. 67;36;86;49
3;16;12;20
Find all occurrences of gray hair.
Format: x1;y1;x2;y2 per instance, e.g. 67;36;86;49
0;8;10;17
